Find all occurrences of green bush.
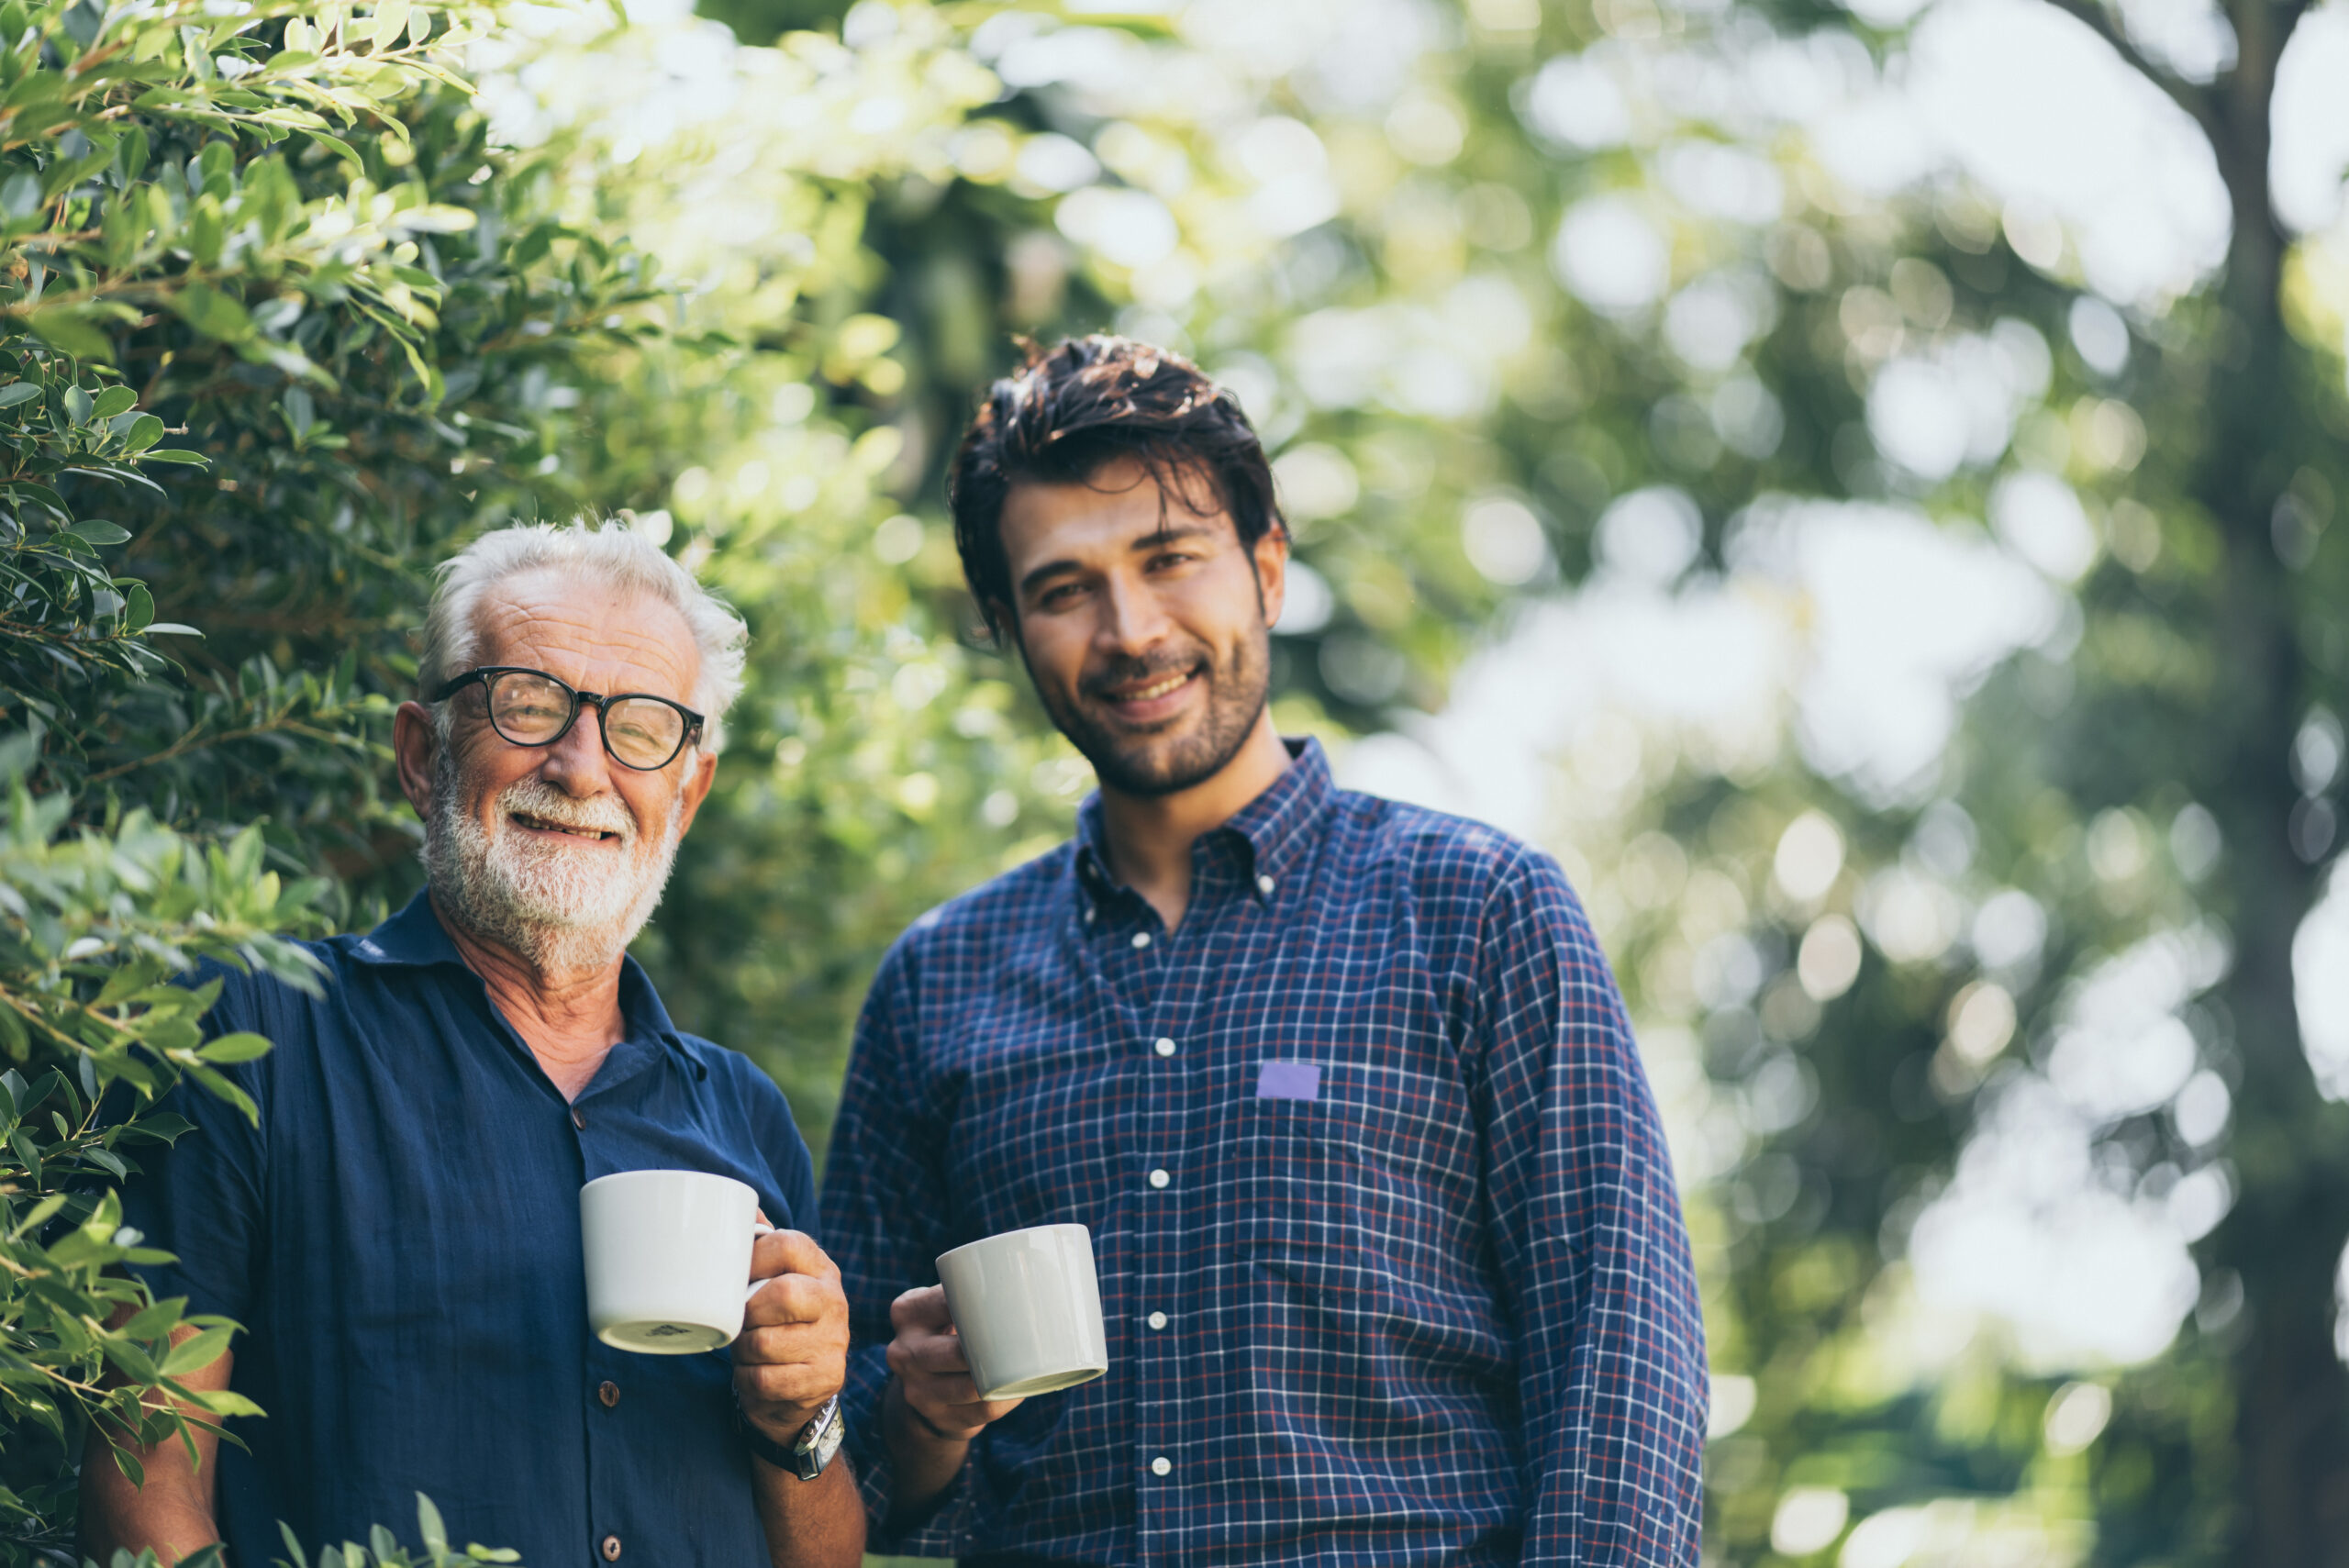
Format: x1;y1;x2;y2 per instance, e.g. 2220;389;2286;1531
0;0;625;1551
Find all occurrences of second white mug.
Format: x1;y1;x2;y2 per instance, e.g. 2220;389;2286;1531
936;1222;1109;1400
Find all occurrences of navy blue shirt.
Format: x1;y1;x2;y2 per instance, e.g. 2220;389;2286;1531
120;892;818;1568
823;740;1706;1567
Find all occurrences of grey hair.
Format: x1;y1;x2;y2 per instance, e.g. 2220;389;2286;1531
419;517;750;753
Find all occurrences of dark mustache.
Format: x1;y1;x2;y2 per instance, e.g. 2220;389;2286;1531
1082;653;1202;700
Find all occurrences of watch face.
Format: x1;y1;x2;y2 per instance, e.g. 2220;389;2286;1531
791;1396;844;1477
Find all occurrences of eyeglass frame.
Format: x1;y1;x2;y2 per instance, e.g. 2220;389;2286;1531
429;665;707;773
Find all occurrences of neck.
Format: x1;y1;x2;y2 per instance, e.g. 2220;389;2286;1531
431;890;629;1102
1098;715;1291;932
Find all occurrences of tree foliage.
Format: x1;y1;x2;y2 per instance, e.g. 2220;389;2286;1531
9;0;2349;1562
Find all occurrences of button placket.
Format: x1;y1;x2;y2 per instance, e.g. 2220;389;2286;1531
1128;878;1247;1562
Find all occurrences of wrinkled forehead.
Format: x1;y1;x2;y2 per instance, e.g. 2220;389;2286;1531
470;567;700;703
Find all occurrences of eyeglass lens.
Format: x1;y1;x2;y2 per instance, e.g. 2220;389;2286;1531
485;671;687;770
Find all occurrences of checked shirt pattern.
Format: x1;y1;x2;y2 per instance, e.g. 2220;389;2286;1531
823;740;1706;1566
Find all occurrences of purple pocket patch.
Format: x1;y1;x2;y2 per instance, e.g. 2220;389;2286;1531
1255;1061;1322;1101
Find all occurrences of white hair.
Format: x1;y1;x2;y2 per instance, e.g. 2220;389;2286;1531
419;517;749;753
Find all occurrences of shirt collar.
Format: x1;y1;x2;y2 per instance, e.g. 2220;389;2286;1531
349;891;705;1077
1073;736;1334;907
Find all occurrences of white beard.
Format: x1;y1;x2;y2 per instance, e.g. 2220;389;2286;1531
424;748;685;976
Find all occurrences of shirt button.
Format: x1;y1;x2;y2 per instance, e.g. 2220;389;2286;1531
600;1536;622;1562
1147;1311;1168;1330
1258;874;1276;896
1152;1038;1177;1058
571;1106;586;1131
597;1381;619;1408
1151;1456;1173;1477
1131;931;1152;950
1147;1168;1170;1189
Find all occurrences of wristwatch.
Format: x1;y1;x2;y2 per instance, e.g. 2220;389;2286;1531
737;1390;844;1481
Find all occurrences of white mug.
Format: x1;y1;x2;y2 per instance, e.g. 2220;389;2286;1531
936;1223;1109;1400
581;1168;763;1354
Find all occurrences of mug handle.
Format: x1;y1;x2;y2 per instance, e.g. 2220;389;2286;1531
744;1219;774;1303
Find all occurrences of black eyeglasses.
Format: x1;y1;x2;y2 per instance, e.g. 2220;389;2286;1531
431;666;705;772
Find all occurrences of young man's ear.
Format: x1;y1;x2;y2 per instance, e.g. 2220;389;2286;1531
1252;522;1290;628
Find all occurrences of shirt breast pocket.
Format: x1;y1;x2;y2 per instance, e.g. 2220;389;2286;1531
1230;1054;1474;1293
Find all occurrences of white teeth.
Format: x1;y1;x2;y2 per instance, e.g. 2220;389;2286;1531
1125;673;1186;703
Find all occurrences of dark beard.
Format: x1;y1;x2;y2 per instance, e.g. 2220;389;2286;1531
1031;627;1272;799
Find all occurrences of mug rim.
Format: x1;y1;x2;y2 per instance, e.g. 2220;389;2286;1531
936;1220;1092;1271
581;1167;760;1203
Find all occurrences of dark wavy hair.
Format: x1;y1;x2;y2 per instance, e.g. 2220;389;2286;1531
947;335;1284;637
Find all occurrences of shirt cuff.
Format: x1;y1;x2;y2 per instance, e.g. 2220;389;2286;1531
841;1347;988;1555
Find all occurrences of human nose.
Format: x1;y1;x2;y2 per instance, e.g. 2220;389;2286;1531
1094;573;1172;657
535;700;617;795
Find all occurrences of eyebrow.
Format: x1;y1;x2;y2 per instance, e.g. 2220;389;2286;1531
1015;521;1223;598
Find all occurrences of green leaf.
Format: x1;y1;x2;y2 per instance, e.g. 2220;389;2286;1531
126;580;154;630
90;384;138;419
373;0;411;48
161;1325;234;1375
0;381;42;407
170;282;252;343
138;449;208;466
64;384;94;424
417;1494;448;1555
7;1191;66;1241
193;1385;264;1418
121;1295;189;1340
72;519;131;546
31;306;111;360
197;1031;272;1064
124;412;164;451
100;1335;161;1383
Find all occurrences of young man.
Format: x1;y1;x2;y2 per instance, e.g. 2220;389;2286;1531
87;522;863;1568
820;338;1708;1565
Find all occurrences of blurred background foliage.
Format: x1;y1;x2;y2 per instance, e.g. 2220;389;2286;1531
10;0;2349;1561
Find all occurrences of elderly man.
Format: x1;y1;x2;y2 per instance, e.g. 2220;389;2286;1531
84;521;863;1568
822;338;1707;1565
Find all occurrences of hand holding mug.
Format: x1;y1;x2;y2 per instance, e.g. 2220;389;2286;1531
732;1227;851;1444
885;1284;1025;1445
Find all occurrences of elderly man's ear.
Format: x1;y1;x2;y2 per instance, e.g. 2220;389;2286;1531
672;746;719;835
392;700;440;820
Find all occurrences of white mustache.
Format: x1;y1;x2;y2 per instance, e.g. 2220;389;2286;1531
496;778;635;843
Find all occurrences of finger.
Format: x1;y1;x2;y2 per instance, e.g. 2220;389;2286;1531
889;1284;951;1331
744;1272;845;1329
902;1379;1026;1436
891;1332;974;1377
735;1306;851;1358
734;1323;848;1367
750;1228;838;1284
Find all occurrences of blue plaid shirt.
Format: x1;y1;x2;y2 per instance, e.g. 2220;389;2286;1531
821;739;1705;1565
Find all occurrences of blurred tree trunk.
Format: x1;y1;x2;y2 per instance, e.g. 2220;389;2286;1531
2183;2;2349;1560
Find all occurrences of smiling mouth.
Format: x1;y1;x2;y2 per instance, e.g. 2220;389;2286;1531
511;811;621;842
1120;672;1190;702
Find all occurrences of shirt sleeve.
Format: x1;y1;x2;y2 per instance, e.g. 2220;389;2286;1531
816;932;994;1553
116;966;270;1327
1467;850;1708;1566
